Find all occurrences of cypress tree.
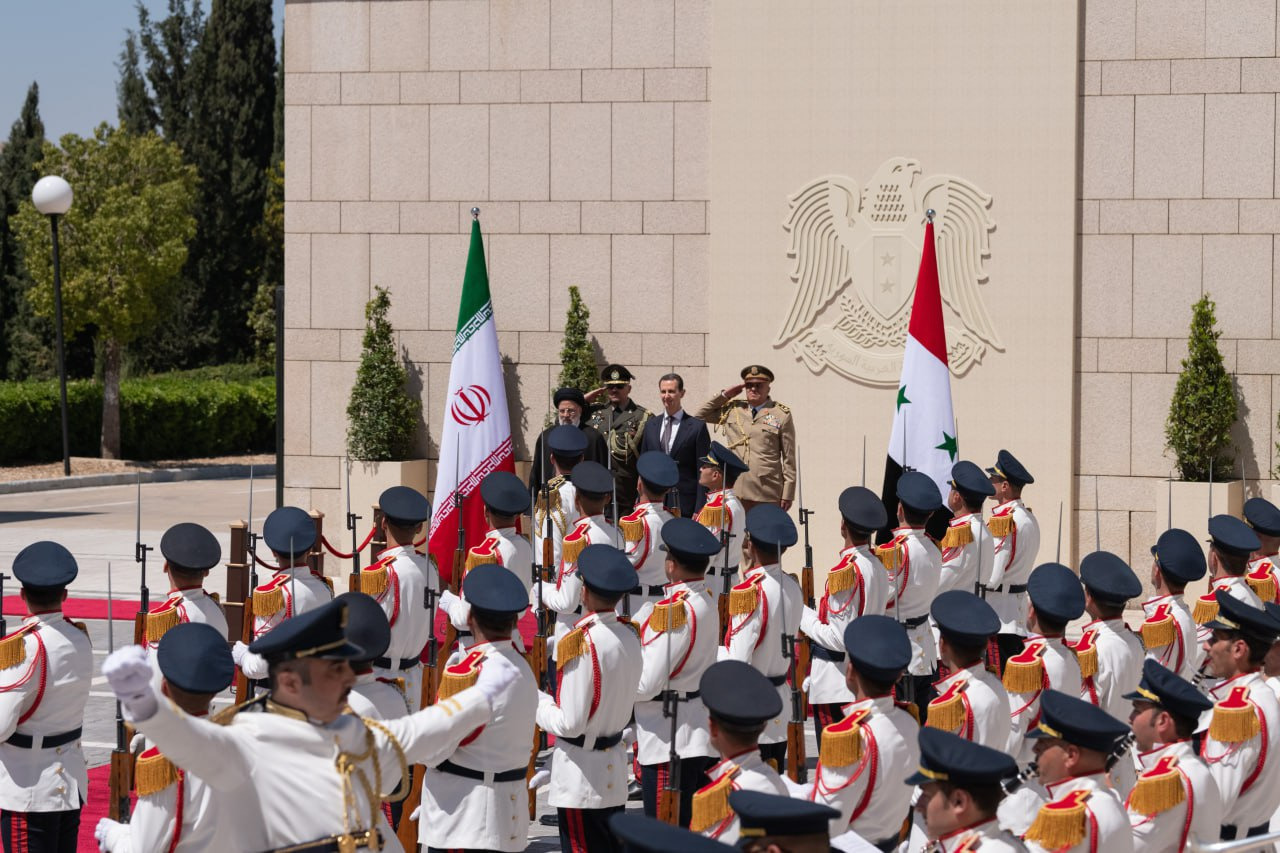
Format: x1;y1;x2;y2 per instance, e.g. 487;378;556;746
117;32;158;135
138;0;204;154
558;286;599;392
0;84;49;378
1165;294;1238;481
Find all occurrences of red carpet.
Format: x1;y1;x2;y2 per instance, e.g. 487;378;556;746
80;763;135;850
2;595;141;621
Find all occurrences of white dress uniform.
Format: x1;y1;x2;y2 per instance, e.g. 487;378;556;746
127;681;495;851
985;499;1040;634
621;500;673;614
1127;740;1223;853
534;475;579;572
357;544;436;712
0;614;92;814
237;566;336;682
443;527;534;653
924;818;1028;852
1139;593;1203;681
635;579;719;764
1006;636;1082;764
1195;576;1263;645
884;526;942;677
144;587;228;649
422;640;537;852
722;562;803;746
801;546;889;709
925;660;1012;751
1077;618;1144;722
1023;772;1133;853
1246;553;1279;605
539;514;620;644
536;610;643;810
1202;670;1280;835
692;748;789;844
346;670;410;720
697;487;745;577
805;696;919;845
937;511;993;595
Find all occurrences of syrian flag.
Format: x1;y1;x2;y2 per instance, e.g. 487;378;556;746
428;213;516;584
878;217;957;539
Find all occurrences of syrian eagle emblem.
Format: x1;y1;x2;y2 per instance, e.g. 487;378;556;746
776;157;1003;386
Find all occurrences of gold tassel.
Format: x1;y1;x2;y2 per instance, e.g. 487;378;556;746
1073;632;1098;679
1128;755;1185;816
620;517;646;543
437;668;480;701
359;563;389;598
253;585;285;617
1209;686;1260;743
1002;644;1046;694
1025;790;1089;851
464;549;498;572
535;489;561;515
925;682;967;733
819;710;868;766
145;606;181;645
729;583;758;616
940;524;974;550
0;628;28;670
209;591;220;604
134;751;179;796
689;772;734;833
987;515;1013;538
696;503;722;529
562;535;587;566
826;566;856;594
1247;570;1276;602
875;543;901;571
1141;613;1176;650
649;601;687;634
556;627;588;665
1192;594;1219;625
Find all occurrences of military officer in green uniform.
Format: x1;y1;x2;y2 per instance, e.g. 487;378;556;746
586;364;652;521
695;365;796;511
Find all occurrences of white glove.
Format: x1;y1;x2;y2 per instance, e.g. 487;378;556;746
231;640;249;667
238;649;270;680
103;646;158;721
95;817;123;851
129;731;146;755
801;676;811;694
409;804;422;822
621;726;636;747
474;655;519;706
781;774;810;798
528;768;551;790
439;589;460;612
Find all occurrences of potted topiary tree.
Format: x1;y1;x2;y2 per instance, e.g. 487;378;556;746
1156;294;1243;599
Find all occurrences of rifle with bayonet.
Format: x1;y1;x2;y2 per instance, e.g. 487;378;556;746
795;454;815;728
657;579;682;825
526;480;552;819
132;476;152;648
107;561;133;822
346;457;362;592
234;466;260;704
716;521;732;639
783;552;807;784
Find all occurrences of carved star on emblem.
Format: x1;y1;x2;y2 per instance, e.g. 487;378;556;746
881;277;895;292
880;252;895;266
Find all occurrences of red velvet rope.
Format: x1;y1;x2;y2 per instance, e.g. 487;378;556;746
319;526;378;559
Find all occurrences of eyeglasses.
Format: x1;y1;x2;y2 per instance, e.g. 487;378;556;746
743;382;766;390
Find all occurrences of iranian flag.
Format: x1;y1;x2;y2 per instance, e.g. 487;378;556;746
428;213;516;584
878;217;957;533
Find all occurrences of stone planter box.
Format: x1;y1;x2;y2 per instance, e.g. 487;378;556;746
321;459;431;581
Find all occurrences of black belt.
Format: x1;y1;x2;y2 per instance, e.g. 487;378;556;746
561;731;624;750
630;585;666;596
767;674;788;687
437;759;527;782
373;656;420;671
903;615;929;628
811;645;845;664
6;728;81;749
983;583;1028;594
267;829;382;852
1221;823;1270;840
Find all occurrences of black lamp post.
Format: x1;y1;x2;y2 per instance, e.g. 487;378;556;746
31;175;73;477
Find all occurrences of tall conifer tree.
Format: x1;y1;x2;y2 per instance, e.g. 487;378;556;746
0;84;51;378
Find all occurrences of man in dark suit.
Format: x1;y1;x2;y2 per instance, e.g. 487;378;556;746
640;373;710;518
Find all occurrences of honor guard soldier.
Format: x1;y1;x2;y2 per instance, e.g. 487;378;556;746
634;518;721;825
609;812;735;852
696;365;797;511
1198;590;1280;840
339;592;410;721
730;791;839;853
904;728;1026;853
697;442;748;581
586;364;652;520
0;543;91;853
422;564;536;853
689;660;789;844
441;471;534;649
105;597;518;853
96;622;240;852
535;544;644;853
806;615;919;851
535;424;587;572
144;523;228;647
882;471;944;715
1019;690;1134;853
357;486;436;711
723;504;803;769
1194;515;1265;641
938;461;996;595
1076;552;1145;725
529;387;608;490
926;590;1012;751
800;486;890;739
1004;564;1084;764
1243;497;1280;604
622;452;678;614
1124;660;1222;852
983;450;1041;639
540;460;620;645
1140;529;1207;680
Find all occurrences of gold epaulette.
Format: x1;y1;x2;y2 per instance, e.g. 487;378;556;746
987;514;1014;538
689;770;735;833
535;485;562;515
826;565;856;595
253;576;288;617
773;402;790;414
1141;604;1176;649
145;603;181;645
728;580;758;616
562;528;589;565
925;679;968;733
437;649;484;701
1247;567;1277;602
464;549;498;573
875;542;901;571
209;591;220;604
1128;754;1186;816
359;558;391;598
556;627;588;665
134;748;179;796
649;597;688;633
71;620;88;635
0;625;34;670
896;699;921;724
1209;686;1260;743
1073;630;1098;679
940;523;974;550
819;707;869;767
1002;641;1046;694
1192;593;1219;625
620;510;646;543
1025;789;1090;851
696;502;722;529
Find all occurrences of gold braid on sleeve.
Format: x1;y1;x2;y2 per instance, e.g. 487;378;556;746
361;716;411;803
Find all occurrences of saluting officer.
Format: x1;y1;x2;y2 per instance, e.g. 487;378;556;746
1139;529;1207;680
1193;515;1264;636
1124;660;1222;852
696;442;748;581
800;486;889;739
926;590;1012;751
0;543;92;853
983;450;1041;638
1243;497;1280;603
937;461;995;595
586;364;652;520
143;523;228;648
695;365;796;511
96;622;241;852
535;544;644;853
540;461;620;645
422;564;537;853
621;452;678;615
534;425;587;573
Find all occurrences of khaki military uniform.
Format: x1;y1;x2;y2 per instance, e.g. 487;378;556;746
694;394;796;505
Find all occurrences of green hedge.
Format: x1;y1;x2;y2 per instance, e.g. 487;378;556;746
0;370;276;464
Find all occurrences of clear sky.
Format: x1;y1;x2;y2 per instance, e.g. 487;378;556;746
1;0;285;142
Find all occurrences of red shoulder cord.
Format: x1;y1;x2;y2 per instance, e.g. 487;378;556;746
16;631;48;725
168;769;186;853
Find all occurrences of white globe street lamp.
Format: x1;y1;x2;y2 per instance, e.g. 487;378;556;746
31;175;74;476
